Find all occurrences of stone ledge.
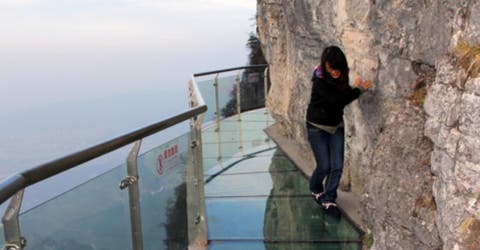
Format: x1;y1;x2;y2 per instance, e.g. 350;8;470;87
264;122;366;233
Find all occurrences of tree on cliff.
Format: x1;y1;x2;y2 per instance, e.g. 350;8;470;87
221;33;269;117
247;33;267;65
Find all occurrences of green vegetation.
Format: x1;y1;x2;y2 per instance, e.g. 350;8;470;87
407;86;427;107
415;194;436;211
221;33;269;117
407;62;435;108
460;216;480;250
452;42;480;88
362;232;374;249
247;33;268;66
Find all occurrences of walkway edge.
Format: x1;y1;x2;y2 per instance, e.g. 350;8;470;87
264;122;367;233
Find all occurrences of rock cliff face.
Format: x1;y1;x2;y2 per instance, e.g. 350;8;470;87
256;1;480;249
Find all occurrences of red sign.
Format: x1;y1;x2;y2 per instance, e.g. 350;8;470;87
157;144;178;176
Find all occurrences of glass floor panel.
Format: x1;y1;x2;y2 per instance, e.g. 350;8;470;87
201;110;276;174
209;242;361;250
204;147;296;175
205;171;303;197
204;153;294;175
204;149;304;197
206;196;362;242
202;143;277;174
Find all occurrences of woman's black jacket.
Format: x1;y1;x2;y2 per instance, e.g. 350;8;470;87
306;71;361;126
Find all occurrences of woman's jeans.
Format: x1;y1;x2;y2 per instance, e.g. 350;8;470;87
308;126;345;203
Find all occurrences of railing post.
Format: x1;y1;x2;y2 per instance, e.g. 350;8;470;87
120;140;143;250
236;71;244;155
213;74;222;164
264;67;269;106
2;189;26;250
235;70;242;119
264;67;270;129
214;74;221;131
187;79;207;249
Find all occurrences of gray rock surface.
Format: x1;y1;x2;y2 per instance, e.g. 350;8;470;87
257;0;480;249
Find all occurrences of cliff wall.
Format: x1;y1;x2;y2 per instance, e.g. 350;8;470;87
256;1;480;249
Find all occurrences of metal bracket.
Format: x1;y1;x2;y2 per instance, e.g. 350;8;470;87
119;176;138;190
193;178;198;187
2;190;26;250
3;237;26;250
194;214;201;225
4;244;20;250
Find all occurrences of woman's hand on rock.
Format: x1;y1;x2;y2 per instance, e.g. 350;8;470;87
354;77;373;90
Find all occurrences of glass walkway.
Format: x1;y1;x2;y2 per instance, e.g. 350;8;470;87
202;109;362;250
0;65;363;250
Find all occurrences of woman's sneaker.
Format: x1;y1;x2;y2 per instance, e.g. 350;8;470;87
321;202;337;210
311;192;325;206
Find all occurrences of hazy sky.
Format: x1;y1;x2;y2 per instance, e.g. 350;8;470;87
0;0;257;210
0;0;257;113
0;0;257;180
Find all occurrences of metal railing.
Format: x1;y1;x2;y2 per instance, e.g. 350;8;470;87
0;105;206;250
187;64;268;249
0;64;268;250
0;107;206;206
192;64;269;166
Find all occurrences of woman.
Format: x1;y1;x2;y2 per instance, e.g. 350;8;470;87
306;46;372;209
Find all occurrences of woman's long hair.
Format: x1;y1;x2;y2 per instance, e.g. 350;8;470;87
320;46;350;90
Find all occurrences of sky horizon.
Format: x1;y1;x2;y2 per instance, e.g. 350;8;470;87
0;0;258;211
0;0;257;179
0;0;257;113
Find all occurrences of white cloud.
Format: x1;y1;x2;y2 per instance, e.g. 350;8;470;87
0;0;256;49
0;0;103;6
206;0;256;10
0;0;41;5
121;0;255;11
0;0;256;9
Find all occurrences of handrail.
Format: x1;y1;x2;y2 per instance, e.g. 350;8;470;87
0;105;207;205
193;64;267;77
